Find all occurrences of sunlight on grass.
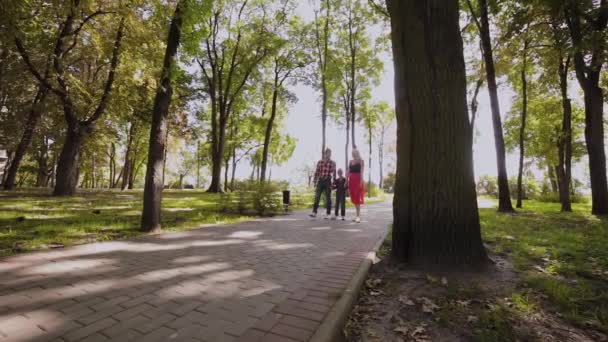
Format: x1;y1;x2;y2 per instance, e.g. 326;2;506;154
0;189;253;256
481;199;608;333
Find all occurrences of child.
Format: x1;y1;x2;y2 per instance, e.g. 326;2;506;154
332;169;348;220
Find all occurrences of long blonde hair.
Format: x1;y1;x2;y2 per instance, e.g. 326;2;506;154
352;148;362;161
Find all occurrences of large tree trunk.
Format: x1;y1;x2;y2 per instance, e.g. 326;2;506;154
260;74;280;183
3;87;48;190
583;86;608;214
516;47;528;208
387;0;488;266
556;58;572;212
478;0;514;212
141;1;185;232
565;2;608;215
53;124;86;196
224;157;229;192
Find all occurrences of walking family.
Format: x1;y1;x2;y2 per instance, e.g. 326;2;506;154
310;148;365;223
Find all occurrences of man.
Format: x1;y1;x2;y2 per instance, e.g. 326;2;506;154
310;148;337;219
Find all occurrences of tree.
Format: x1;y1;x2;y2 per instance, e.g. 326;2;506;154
141;1;188;232
14;1;126;196
387;0;488;266
563;0;608;215
260;11;308;182
312;0;332;155
467;0;514;212
196;0;273;192
373;101;394;189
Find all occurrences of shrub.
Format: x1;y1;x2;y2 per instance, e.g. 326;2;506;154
366;182;382;198
382;172;395;193
477;175;498;197
536;193;589;204
508;177;541;200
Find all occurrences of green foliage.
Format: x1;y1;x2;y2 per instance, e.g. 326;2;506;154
366;182;381;198
382;172;395;193
0;189;250;256
477;175;499;197
508;176;541;200
480;200;608;332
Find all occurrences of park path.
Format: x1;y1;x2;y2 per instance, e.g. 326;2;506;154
0;202;391;342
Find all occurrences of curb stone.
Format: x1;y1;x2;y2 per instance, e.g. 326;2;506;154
309;227;388;342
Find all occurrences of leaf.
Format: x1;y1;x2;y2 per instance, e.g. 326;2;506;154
456;300;471;308
426;274;439;284
420;297;439;313
393;326;409;335
440;277;448;286
398;294;415;306
369;290;383;296
467;315;479;324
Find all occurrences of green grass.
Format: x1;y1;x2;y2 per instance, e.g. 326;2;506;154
0;189;257;256
0;188;387;257
480;199;608;333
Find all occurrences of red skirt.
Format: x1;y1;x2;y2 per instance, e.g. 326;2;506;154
348;172;365;205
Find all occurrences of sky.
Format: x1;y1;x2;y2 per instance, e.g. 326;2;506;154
253;3;522;186
191;2;590;189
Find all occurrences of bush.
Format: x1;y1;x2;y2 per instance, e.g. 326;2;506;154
366;182;382;198
477;175;498;197
382;173;395;193
220;180;288;216
508;177;541;200
536;193;589;204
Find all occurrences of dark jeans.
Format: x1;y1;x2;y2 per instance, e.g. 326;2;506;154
313;178;332;214
335;189;346;217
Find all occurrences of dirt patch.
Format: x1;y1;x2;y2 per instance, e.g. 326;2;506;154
344;254;602;342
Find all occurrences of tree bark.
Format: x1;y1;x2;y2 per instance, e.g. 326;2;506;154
260;70;280;183
565;1;608;215
368;124;372;196
3;87;48;190
121;122;136;190
378;126;384;189
556;56;572;212
141;1;185;232
387;0;488;267
53;123;86;196
516;44;528;208
478;0;514;212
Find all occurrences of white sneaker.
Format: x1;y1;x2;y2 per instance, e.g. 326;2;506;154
355;217;361;223
331;215;337;220
324;214;331;219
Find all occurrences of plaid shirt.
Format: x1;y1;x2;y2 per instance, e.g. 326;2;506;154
314;159;336;184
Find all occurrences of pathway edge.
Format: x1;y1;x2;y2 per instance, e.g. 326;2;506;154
309;227;388;342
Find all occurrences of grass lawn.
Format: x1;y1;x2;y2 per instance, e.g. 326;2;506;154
0;188;386;257
479;199;608;335
346;199;608;341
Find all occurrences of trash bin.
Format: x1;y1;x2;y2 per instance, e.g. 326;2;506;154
282;190;290;212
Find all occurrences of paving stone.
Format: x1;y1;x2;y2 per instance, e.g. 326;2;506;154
0;204;390;342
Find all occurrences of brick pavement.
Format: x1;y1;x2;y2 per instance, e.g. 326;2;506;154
0;203;391;342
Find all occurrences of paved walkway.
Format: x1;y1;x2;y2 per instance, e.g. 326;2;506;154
0;203;391;342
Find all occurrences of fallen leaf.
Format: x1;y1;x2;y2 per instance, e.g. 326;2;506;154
456;300;471;308
426;274;439;284
369;290;383;296
398;295;415;306
441;277;448;286
420;297;439;313
394;326;409;335
467;315;479;324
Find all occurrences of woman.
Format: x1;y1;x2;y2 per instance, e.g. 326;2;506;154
348;148;365;223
